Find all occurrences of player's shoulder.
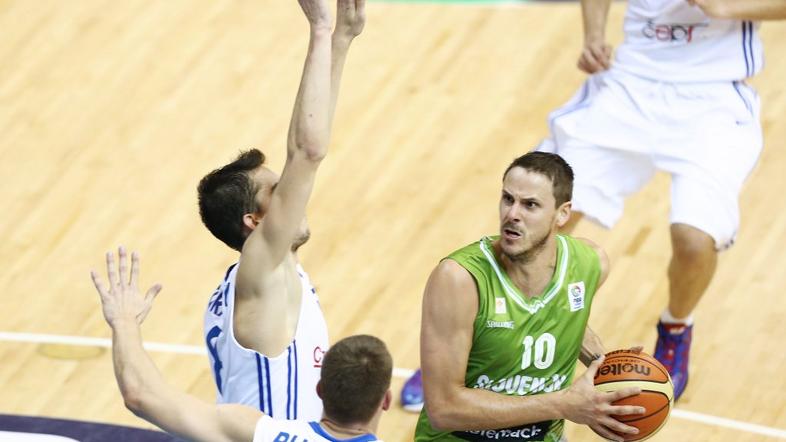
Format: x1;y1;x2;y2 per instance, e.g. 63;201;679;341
560;235;609;282
558;234;599;253
559;235;606;267
433;258;474;284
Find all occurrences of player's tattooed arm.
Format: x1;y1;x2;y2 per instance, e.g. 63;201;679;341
687;0;786;20
578;0;613;73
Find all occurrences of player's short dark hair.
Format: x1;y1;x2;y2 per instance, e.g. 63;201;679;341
503;151;574;206
321;335;393;425
197;149;266;251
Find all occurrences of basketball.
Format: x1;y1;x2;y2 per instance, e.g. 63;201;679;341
593;350;674;441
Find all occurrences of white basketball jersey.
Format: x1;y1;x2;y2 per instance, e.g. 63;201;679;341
614;0;762;82
252;415;381;442
204;263;329;421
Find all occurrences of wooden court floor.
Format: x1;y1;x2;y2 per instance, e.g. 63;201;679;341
1;1;785;441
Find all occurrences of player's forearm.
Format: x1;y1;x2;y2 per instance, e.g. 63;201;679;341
111;319;219;442
693;0;786;20
287;27;332;161
426;386;566;432
579;325;606;367
581;0;612;44
111;319;172;417
328;35;353;127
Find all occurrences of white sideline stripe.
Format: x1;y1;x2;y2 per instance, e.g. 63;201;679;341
670;409;786;439
3;331;786;438
0;331;207;355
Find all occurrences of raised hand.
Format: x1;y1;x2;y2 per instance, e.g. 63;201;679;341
91;247;162;327
335;0;366;40
298;0;333;30
577;41;613;74
560;356;645;442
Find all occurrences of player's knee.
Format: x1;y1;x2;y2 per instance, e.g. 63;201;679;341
670;224;716;262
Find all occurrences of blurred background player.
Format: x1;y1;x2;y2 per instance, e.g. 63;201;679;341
91;247;391;442
415;152;645;442
198;0;365;419
535;0;786;401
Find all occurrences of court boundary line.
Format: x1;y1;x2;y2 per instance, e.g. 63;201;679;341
2;331;785;439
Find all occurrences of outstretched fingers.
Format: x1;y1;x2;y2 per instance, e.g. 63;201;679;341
144;284;163;305
90;270;108;299
105;251;118;289
130;251;140;289
117;246;129;286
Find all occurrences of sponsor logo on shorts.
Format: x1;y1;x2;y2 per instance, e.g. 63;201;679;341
642;20;708;43
453;420;552;441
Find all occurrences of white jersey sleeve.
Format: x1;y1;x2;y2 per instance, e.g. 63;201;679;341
614;0;762;82
252;415;381;442
204;263;329;421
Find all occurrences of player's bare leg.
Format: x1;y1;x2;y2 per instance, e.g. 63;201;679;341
667;224;717;319
655;223;717;401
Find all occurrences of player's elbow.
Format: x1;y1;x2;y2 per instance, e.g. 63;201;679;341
122;389;146;416
288;136;327;162
121;386;154;419
424;396;463;431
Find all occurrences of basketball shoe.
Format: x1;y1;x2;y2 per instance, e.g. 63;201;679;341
654;321;692;401
401;369;424;412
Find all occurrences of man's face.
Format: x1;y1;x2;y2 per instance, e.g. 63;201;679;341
498;167;562;260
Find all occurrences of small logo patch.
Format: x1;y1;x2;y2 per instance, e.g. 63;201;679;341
568;282;585;312
495;297;507;315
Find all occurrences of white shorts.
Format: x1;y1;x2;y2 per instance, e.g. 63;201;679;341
538;68;762;250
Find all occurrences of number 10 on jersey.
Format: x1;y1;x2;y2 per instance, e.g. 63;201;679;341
521;333;556;370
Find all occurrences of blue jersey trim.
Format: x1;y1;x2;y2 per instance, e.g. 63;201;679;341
308;422;377;442
286;347;292;419
747;22;755;75
293;341;299;419
741;22;750;77
255;353;266;414
264;357;273;416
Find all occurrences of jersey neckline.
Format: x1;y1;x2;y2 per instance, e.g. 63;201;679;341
478;235;570;315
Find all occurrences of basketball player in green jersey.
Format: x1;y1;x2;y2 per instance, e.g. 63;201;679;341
415;152;644;442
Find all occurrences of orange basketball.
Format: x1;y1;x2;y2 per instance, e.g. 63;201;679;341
592;350;674;441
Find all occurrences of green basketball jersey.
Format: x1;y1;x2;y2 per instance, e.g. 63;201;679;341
415;234;602;442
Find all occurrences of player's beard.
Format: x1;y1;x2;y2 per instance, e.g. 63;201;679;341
292;228;311;252
502;225;553;264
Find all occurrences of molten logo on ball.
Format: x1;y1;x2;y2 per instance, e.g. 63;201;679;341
596;362;652;377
